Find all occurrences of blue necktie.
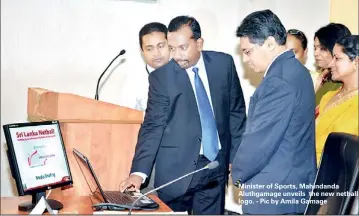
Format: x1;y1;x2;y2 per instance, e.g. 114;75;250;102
192;67;219;161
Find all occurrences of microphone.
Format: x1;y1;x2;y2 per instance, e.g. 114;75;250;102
95;49;126;100
128;160;219;215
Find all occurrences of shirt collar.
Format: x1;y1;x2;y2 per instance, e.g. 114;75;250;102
146;65;155;74
263;49;289;77
187;53;204;73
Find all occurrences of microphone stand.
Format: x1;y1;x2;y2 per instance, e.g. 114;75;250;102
95;50;125;100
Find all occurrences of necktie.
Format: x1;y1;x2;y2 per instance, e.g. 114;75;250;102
192;67;219;161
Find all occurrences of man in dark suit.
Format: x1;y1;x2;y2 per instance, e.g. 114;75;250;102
231;10;317;215
120;16;246;214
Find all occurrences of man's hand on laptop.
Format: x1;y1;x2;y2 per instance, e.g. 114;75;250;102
119;174;143;192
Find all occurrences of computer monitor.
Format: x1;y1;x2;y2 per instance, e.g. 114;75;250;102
3;120;73;212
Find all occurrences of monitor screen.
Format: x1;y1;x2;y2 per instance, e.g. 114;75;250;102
3;121;72;195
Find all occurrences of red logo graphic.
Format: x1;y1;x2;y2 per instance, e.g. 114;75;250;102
28;150;38;166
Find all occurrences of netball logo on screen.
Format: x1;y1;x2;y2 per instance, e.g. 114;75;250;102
28;148;55;168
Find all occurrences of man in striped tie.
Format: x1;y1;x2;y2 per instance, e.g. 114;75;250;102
120;15;247;215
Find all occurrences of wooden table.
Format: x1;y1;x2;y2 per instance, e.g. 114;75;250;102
1;194;172;214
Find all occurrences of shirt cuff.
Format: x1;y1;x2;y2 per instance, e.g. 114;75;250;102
234;179;241;188
131;172;147;184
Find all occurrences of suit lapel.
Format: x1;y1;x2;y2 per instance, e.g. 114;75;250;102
173;61;194;100
173;61;201;126
202;52;221;125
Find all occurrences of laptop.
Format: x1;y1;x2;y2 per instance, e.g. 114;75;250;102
72;148;159;211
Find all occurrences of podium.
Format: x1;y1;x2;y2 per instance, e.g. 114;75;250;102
27;88;143;196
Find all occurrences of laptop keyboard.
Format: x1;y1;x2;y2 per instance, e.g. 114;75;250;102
104;191;136;205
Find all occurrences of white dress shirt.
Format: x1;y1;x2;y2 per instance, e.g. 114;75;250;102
132;54;222;182
119;65;154;112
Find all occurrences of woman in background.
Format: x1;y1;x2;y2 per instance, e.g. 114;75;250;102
286;29;322;85
315;35;358;166
313;23;351;106
286;29;308;64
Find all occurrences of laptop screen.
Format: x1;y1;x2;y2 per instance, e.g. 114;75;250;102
73;148;106;202
72;148;160;211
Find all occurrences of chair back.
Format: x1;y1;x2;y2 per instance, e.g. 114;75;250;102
304;132;359;215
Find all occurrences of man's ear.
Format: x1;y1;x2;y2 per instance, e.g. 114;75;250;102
265;36;277;51
196;38;204;51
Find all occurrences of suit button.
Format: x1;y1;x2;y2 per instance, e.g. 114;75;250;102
193;160;197;165
197;137;201;142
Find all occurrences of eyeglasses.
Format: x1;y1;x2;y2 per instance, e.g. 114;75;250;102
287;29;305;37
243;47;256;56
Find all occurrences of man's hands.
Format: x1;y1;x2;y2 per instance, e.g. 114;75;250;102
120;164;233;191
119;175;143;192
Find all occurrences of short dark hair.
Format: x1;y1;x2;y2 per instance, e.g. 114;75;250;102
236;9;287;45
168;16;201;40
287;29;308;50
314;23;351;55
139;22;168;50
336;35;359;61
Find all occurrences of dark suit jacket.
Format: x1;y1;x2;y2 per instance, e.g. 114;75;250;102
231;51;317;214
130;51;246;199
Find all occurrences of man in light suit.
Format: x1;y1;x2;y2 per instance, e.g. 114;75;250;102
231;10;317;214
120;22;170;111
120;16;246;214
